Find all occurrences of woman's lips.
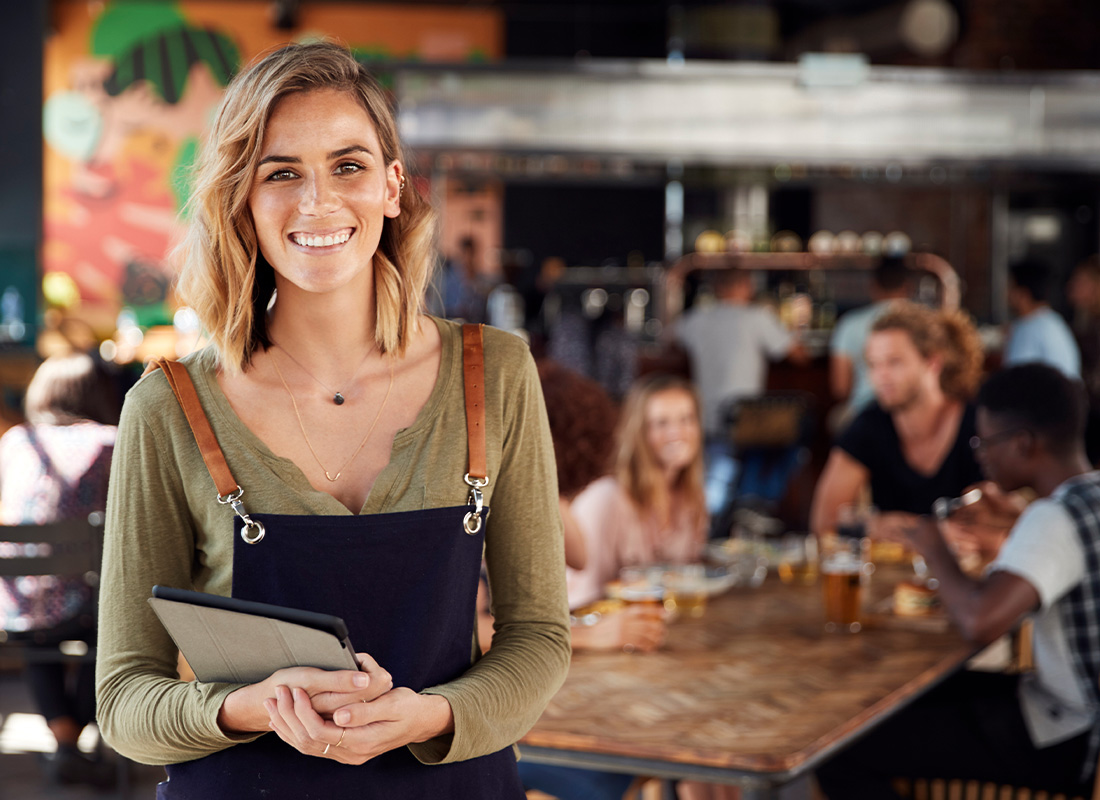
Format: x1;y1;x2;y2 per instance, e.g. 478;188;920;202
289;228;354;249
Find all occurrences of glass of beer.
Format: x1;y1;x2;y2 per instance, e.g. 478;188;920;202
617;566;666;609
662;564;709;618
821;537;868;633
777;533;819;585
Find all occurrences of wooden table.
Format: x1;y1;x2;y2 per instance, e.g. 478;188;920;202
519;569;977;799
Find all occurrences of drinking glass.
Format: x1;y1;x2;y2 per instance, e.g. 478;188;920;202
662;564;709;618
821;535;870;633
617;566;666;609
777;533;819;585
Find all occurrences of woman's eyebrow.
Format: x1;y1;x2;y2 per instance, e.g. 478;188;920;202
257;145;375;167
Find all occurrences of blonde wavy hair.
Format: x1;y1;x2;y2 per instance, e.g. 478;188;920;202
615;374;707;531
871;301;985;401
175;41;436;373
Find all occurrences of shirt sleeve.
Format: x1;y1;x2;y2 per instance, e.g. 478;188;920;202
757;307;794;359
834;405;881;471
989;498;1086;610
830;313;858;358
95;377;261;765
1003;322;1042;366
415;343;571;764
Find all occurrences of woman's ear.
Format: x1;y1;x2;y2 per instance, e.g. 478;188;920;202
384;162;403;219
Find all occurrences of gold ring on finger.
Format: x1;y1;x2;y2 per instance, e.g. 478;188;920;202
335;727;346;748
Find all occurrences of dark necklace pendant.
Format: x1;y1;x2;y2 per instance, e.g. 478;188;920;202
333;392;345;406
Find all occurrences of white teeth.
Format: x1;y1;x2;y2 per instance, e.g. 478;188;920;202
293;231;350;248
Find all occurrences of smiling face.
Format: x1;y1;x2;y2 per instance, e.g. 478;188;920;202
866;328;938;412
248;88;402;299
643;387;702;474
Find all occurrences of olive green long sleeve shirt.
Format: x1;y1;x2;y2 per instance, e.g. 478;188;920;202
95;317;570;766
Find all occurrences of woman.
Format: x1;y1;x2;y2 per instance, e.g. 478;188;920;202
1;353;118;787
95;42;569;799
479;360;665;657
568;373;708;611
533;373;728;800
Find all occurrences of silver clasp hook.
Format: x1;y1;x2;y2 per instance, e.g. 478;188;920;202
463;473;489;535
217;486;266;544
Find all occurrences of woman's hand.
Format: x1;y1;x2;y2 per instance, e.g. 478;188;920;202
571;605;667;653
265;685;454;764
218;652;392;734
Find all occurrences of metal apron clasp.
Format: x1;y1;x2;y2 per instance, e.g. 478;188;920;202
217;486;266;544
463;473;489;535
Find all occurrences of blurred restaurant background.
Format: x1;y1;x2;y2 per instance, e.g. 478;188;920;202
2;0;1100;526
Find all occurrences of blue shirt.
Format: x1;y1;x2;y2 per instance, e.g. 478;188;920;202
1004;307;1081;378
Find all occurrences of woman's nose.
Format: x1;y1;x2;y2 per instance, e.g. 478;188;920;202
297;174;340;216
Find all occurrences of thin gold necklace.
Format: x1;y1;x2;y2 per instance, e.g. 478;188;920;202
270;341;374;406
270;353;395;482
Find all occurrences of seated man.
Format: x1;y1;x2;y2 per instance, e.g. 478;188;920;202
815;363;1098;797
811;301;985;538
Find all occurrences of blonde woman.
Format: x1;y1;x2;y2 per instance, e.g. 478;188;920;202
95;42;568;799
568;373;708;614
552;373;734;800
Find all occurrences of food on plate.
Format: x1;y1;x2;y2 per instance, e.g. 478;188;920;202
894;579;940;617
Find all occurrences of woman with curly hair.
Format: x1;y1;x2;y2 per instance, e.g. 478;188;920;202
95;42;568;799
811;300;986;538
536;358;619;570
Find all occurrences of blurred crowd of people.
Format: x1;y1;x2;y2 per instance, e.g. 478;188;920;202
486;251;1100;798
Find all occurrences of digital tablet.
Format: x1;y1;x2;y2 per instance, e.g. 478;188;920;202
148;585;361;684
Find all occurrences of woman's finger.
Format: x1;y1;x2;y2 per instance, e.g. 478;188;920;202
310;658;393;715
266;708;293;744
272;685;312;744
355;652;382;672
293;687;346;745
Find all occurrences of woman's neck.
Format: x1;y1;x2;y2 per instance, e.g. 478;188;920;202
266;282;377;370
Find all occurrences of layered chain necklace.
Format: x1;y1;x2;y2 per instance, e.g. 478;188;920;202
270;341;374;406
270;350;395;482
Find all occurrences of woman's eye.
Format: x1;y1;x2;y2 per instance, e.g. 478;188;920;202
335;162;364;175
265;169;297;182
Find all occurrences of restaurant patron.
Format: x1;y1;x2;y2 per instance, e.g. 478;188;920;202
811;301;985;537
816;363;1098;797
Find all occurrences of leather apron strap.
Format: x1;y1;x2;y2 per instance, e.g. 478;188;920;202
147;322;489;499
461;323;487;482
143;358;238;498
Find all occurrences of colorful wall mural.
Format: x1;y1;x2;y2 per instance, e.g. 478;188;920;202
43;0;502;332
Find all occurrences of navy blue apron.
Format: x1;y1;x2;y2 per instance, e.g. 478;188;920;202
147;325;524;799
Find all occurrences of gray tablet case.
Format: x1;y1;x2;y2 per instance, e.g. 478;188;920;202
148;586;360;683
